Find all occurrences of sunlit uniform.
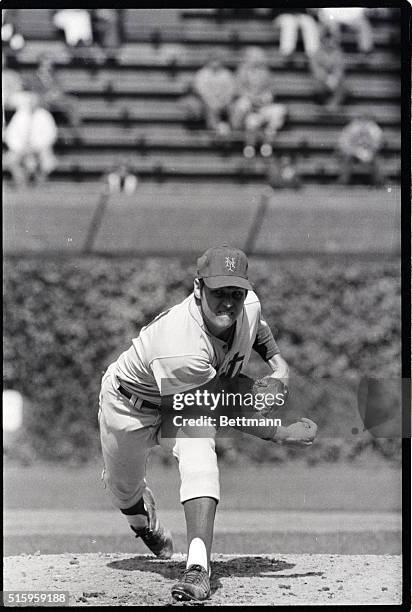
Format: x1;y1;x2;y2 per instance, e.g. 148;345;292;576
114;290;279;404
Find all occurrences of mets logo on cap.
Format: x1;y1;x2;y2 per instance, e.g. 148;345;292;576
196;245;252;290
225;257;236;272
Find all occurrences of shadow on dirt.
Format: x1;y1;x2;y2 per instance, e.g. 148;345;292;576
108;556;323;596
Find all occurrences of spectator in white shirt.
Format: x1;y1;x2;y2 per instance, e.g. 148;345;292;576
337;114;384;185
4;93;58;187
193;51;236;134
53;9;93;47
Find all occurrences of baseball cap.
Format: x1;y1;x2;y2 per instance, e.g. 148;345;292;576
196;245;252;290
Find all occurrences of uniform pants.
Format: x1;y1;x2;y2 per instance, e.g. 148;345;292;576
98;364;220;511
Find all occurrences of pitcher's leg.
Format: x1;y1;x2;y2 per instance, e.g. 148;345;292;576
99;392;173;559
98;368;172;558
162;431;218;600
98;404;154;512
176;432;219;561
170;433;220;505
184;497;217;573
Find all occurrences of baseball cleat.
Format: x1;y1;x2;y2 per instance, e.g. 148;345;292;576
131;487;173;559
171;564;211;601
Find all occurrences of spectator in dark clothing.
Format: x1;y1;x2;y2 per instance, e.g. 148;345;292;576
266;155;302;189
337;115;384;185
92;10;122;52
310;31;347;110
179;85;205;127
30;54;82;141
317;7;373;54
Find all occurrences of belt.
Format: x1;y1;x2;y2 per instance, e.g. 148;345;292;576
118;384;159;410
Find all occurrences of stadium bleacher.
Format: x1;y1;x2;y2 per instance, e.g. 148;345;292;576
3;8;402;185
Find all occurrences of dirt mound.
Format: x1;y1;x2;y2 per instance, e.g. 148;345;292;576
4;552;402;606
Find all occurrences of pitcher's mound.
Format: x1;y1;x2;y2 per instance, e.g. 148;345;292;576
4;552;402;606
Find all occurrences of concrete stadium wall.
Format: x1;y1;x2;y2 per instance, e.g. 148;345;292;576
3;183;401;257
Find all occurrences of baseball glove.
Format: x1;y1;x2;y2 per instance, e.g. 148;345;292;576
274;417;318;446
251;375;289;416
249;376;318;446
219;374;317;445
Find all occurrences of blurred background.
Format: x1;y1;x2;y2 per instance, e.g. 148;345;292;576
3;8;403;544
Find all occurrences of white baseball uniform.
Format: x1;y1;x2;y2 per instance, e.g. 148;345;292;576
98;290;278;508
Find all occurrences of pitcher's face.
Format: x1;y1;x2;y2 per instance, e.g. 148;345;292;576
200;285;247;338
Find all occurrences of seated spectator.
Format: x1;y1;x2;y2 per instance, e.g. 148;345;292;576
53;9;93;48
179;84;204;127
317;7;374;54
310;31;347;110
29;53;82;141
337;114;384;185
106;161;138;195
92;9;122;51
266;154;302;189
3;92;58;188
272;9;320;59
231;46;287;158
2;9;25;56
192;51;236;135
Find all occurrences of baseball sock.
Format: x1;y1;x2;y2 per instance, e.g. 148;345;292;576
186;537;210;575
121;498;148;530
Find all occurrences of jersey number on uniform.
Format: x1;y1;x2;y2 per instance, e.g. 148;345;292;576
222;352;245;378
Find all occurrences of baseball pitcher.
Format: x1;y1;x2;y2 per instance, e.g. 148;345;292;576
98;245;317;601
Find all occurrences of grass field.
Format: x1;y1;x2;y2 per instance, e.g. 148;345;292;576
4;458;402;512
4;459;402;556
